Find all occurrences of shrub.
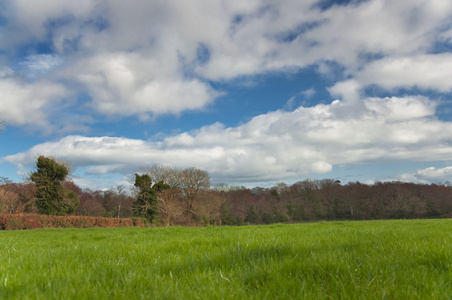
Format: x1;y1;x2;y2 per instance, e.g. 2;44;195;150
0;214;145;230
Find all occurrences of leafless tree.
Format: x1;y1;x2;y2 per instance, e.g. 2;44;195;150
140;165;211;219
180;167;210;216
194;190;223;225
157;188;184;225
0;188;21;214
140;164;181;187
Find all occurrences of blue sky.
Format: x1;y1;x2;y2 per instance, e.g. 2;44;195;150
1;0;452;190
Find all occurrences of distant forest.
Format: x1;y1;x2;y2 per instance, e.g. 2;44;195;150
2;175;451;226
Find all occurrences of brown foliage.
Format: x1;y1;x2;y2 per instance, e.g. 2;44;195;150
0;188;21;214
157;188;184;225
193;190;223;225
0;213;145;230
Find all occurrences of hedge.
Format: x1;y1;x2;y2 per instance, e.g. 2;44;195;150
0;214;147;230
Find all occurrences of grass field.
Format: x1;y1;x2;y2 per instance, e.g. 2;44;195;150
1;219;451;299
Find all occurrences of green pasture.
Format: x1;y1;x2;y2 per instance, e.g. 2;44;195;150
1;219;451;299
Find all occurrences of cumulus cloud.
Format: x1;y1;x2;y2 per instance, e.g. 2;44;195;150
70;52;219;117
1;0;451;127
4;95;452;186
398;166;452;184
2;0;452;188
356;54;452;92
0;69;69;130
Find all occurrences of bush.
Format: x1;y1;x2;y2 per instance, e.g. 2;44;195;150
0;214;145;230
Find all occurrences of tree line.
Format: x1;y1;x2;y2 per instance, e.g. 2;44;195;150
0;156;451;225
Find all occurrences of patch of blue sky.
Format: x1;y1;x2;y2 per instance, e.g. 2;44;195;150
12;39;54;62
208;68;333;117
0;164;23;183
45;14;77;30
228;4;276;36
315;0;370;11
0;14;7;26
0;132;44;183
428;40;452;55
87;116;150;140
196;43;210;65
357;51;385;65
74;170;129;191
0;128;44;156
437;101;452;122
274;21;324;44
84;16;109;32
231;14;244;25
0;1;7;25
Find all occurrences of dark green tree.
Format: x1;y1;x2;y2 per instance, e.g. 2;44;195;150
272;207;288;223
245;205;260;224
30;156;79;215
133;174;170;222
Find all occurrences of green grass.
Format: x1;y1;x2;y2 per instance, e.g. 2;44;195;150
1;219;452;299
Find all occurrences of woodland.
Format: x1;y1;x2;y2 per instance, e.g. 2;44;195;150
1;156;451;226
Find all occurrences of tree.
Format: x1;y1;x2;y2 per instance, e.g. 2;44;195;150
139;165;211;221
133;174;170;222
180;167;210;217
245;205;260;224
140;165;181;187
157;188;184;225
30;156;79;215
0;186;21;214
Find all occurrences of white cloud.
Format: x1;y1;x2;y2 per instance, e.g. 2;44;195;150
2;0;452;190
328;79;362;103
357;54;452;92
398;166;452;184
302;88;316;99
0;0;98;47
285;88;316;110
4;95;452;187
70;52;219;117
2;0;451;125
0;71;69;130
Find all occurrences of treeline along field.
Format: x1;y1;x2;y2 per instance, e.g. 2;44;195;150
2;171;452;226
1;219;451;299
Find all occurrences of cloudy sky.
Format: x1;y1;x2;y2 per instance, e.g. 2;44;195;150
1;0;452;190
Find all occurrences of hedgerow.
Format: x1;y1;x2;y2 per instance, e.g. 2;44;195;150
0;214;145;230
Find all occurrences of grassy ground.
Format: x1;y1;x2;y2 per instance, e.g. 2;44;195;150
0;219;451;299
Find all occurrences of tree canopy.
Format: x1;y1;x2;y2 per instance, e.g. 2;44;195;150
30;156;79;215
133;174;170;222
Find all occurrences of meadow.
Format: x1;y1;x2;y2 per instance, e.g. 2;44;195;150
1;219;451;299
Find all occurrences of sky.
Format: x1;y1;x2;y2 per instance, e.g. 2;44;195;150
1;0;452;190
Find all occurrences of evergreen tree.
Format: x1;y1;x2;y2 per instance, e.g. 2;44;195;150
133;174;170;222
30;156;79;215
245;205;260;224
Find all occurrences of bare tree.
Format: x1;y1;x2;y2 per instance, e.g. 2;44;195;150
140;165;183;222
180;167;210;216
195;190;223;225
157;188;184;225
140;165;181;187
0;188;22;214
139;165;211;220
